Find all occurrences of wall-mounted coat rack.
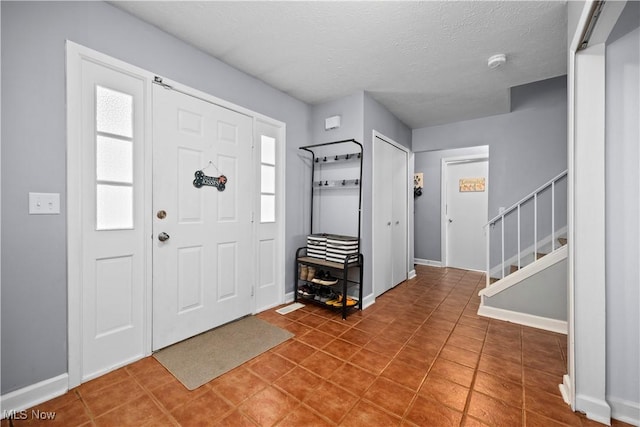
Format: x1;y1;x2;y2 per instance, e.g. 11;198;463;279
299;139;364;239
314;152;361;164
314;179;360;188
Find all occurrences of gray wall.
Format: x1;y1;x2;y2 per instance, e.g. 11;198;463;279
307;91;411;298
1;1;311;394
414;146;489;262
605;1;640;416
483;258;567;321
413;76;567;264
307;92;364;239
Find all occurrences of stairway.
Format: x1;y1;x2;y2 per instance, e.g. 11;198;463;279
492;238;568;282
479;171;568;333
478;243;568;334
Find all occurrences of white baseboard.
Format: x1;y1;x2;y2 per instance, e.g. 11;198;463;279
284;291;375;312
477;304;568;334
559;374;573;406
361;293;375;310
1;374;68;418
576;394;612;425
256;298;290;314
609;396;640;426
414;258;442;267
408;269;417;280
284;291;295;304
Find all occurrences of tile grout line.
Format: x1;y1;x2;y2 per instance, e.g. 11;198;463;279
397;269;485;425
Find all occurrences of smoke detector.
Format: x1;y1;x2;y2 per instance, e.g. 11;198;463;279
488;54;507;69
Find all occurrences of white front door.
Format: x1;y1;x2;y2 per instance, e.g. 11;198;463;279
152;85;254;351
445;159;488;270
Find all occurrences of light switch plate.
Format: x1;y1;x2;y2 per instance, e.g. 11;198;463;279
29;192;60;215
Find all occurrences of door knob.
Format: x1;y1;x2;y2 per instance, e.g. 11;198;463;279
395;221;400;225
158;232;170;242
387;222;391;226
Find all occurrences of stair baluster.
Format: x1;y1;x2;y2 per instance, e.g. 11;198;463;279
485;170;568;287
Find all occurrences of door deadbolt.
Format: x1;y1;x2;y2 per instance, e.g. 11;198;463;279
157;210;167;219
158;232;170;242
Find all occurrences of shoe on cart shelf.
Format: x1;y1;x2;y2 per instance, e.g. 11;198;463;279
311;270;339;286
306;267;316;281
297;285;315;297
299;265;308;280
326;294;343;306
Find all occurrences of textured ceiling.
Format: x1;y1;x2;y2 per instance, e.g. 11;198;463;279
111;1;567;129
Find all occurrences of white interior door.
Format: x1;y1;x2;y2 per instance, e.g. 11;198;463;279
79;60;146;380
445;159;488;270
152;85;254;351
392;146;408;286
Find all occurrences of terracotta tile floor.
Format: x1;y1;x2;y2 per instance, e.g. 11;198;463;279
5;266;634;426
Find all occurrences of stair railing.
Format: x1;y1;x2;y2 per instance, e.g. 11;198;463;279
485;170;568;287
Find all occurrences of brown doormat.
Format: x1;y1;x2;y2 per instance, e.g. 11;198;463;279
153;316;293;390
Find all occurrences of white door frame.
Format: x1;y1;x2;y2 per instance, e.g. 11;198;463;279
371;130;411;298
66;41;285;389
440;154;488;269
564;1;627;422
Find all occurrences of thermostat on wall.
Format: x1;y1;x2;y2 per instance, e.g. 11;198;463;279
325;115;341;130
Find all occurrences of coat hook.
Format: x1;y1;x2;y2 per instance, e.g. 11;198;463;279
355;179;359;185
323;156;327;162
324;180;329;186
357;153;361;159
345;154;350;160
342;180;346;185
335;155;339;161
315;158;319;163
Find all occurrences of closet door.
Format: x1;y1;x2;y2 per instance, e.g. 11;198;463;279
373;136;408;297
391;147;408;286
373;138;393;296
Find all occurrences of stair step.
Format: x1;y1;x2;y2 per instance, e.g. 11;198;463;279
492;247;562;285
510;253;547;273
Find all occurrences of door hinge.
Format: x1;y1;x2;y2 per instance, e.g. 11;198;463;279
251;286;255;297
251;211;255;223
